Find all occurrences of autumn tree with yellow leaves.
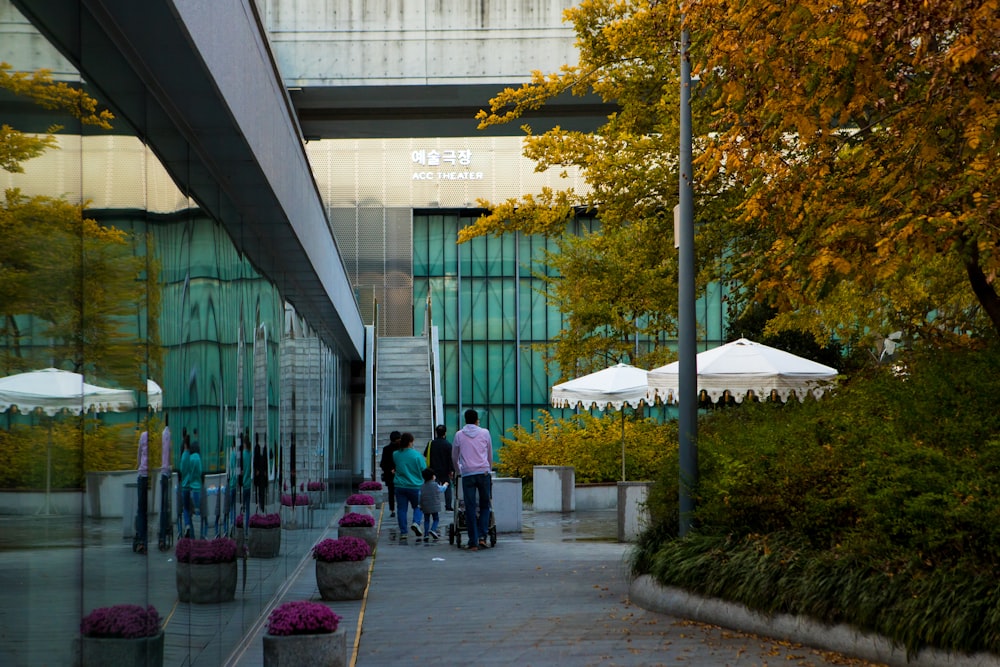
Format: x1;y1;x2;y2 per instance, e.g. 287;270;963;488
1;64;159;486
472;0;1000;359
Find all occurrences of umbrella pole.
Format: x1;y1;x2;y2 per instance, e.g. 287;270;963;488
36;421;54;516
621;410;625;483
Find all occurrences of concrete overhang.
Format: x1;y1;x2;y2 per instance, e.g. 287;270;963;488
14;0;364;359
291;84;616;139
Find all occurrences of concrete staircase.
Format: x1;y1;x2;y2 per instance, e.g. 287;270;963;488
376;336;434;452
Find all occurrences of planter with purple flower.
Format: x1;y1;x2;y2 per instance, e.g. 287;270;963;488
175;537;239;603
246;513;281;558
262;601;345;667
307;480;326;508
74;604;163;666
337;511;377;549
313;536;371;601
343;493;376;517
280;492;310;528
358;480;384;507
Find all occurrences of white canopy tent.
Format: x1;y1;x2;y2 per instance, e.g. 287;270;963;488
551;362;648;481
647;338;838;405
0;368;139;514
551;362;649;411
0;368;136;415
145;379;163;412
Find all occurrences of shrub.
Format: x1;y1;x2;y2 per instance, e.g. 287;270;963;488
80;604;160;639
634;346;1000;656
338;512;375;528
497;410;673;483
175;537;239;563
312;536;370;562
345;493;374;506
358;481;382;491
307;481;325;491
266;601;340;636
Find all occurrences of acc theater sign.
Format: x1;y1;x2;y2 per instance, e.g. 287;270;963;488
411;148;484;181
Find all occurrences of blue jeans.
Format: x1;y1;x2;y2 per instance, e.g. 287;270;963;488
462;474;491;546
181;488;192;536
158;473;170;544
224;483;237;533
136;475;149;546
423;512;439;537
395;487;423;536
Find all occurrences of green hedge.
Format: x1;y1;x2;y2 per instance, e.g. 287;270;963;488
632;347;1000;656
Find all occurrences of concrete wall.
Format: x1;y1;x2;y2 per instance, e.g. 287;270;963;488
575;483;618;511
259;0;578;87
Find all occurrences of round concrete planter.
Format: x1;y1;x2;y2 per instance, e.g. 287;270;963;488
360;490;385;507
344;504;375;517
75;630;164;666
315;559;369;601
337;525;377;550
262;628;346;667
248;527;281;558
176;560;238;603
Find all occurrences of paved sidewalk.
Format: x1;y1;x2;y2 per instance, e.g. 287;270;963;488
229;507;883;667
0;504;886;667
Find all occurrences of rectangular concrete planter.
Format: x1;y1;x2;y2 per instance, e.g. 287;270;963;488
617;481;652;543
263;628;346;667
533;466;575;512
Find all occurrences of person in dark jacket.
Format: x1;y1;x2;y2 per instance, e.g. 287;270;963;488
253;434;267;512
379;431;401;517
424;424;455;510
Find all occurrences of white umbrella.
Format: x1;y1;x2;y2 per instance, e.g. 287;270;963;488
0;368;135;414
551;363;648;411
145;379;163;412
551;363;648;481
0;368;138;514
647;338;838;405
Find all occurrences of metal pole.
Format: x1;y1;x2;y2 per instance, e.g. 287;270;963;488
677;16;698;537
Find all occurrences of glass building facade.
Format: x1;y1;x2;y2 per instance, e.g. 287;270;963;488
0;2;362;664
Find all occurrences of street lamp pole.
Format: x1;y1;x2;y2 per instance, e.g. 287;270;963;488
677;15;698;537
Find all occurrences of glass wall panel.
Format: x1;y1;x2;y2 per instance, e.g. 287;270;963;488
0;3;357;665
414;211;727;457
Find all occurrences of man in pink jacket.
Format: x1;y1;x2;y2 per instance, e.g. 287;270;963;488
451;409;493;551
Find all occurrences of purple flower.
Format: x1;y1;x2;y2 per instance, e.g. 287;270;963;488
267;601;340;636
175;537;239;563
280;493;310;507
338;512;375;528
312;536;371;562
81;604;160;639
345;493;374;506
358;481;382;491
307;481;325;491
249;512;281;528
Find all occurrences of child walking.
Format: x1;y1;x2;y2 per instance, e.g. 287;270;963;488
419;468;447;542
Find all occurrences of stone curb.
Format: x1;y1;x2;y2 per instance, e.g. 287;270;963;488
628;575;1000;667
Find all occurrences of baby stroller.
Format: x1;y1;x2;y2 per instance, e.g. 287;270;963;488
448;475;497;548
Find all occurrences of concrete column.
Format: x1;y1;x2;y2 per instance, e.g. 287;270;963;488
617;481;652;542
533;466;575;512
491;477;522;532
